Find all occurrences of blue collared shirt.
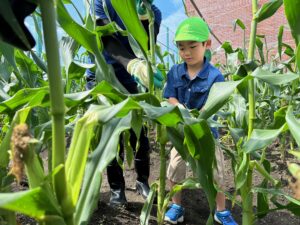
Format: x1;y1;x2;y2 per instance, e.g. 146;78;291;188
163;59;224;138
95;0;162;64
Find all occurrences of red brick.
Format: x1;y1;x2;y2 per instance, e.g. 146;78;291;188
185;0;294;62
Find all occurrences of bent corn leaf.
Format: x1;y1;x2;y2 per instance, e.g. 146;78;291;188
286;106;300;147
255;0;283;23
252;68;299;85
0;187;61;220
284;0;300;45
111;0;148;53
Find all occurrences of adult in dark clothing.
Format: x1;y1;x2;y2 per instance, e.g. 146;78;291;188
86;0;162;206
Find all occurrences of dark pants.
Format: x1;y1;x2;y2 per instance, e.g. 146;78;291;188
105;64;150;190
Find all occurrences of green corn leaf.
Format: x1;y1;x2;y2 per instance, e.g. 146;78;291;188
200;80;244;120
231;94;247;129
221;41;234;54
256;160;271;218
15;50;41;87
168;125;215;222
0;42;18;72
256;37;265;64
233;19;246;31
56;0;100;53
0;42;30;86
254;187;300;210
286;106;300;147
184;120;217;215
284;0;300;44
140;102;183;127
257;182;269;218
255;0;283;23
269;106;287;129
296;43;300;72
289;150;300;160
75;115;133;224
278;25;284;60
243;125;286;153
166;126;189;161
0;209;16;225
288;163;300;179
124;130;134;168
184;125;202;159
63;81;125;109
0;87;48;113
0;187;62;220
253;161;278;186
252;68;299;85
236;152;249;189
60;36;80;83
0;85;10;101
66;99;141;205
30;50;48;73
111;0;149;53
140;183;158;225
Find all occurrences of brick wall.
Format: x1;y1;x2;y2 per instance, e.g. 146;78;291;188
185;0;294;63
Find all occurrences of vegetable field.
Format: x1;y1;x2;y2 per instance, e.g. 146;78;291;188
0;0;300;225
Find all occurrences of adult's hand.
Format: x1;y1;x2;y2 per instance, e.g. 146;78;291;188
136;0;153;20
127;58;163;89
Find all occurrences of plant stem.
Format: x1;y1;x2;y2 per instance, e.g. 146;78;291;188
4;211;16;225
146;5;155;95
247;0;258;139
157;125;167;225
242;0;258;224
240;162;255;225
39;1;73;224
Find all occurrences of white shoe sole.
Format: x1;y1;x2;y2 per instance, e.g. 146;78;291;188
214;214;222;224
164;215;184;224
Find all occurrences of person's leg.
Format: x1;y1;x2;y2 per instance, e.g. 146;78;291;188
129;127;151;199
216;192;226;211
169;179;182;205
214;144;226;211
106;139;127;206
113;64;152;198
164;148;186;224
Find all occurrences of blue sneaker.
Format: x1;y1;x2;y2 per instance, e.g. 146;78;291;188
214;210;238;225
164;204;184;224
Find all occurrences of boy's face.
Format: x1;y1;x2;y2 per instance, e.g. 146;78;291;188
177;40;210;67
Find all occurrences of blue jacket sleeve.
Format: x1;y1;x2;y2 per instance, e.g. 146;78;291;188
151;5;162;27
163;66;177;99
95;0;108;19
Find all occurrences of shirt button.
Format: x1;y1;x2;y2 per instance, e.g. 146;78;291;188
188;88;191;92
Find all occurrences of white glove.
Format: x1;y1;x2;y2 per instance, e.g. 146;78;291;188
127;58;149;87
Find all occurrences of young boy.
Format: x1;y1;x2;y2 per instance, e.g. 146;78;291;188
163;17;238;225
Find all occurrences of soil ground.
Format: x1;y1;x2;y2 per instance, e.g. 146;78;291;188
14;140;300;225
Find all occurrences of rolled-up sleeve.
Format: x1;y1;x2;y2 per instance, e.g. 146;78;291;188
152;5;162;26
163;66;177;99
95;0;108;19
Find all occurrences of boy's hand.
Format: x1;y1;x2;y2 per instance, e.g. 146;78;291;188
136;0;153;20
127;58;163;89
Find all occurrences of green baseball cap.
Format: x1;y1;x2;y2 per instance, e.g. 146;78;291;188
175;17;210;42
